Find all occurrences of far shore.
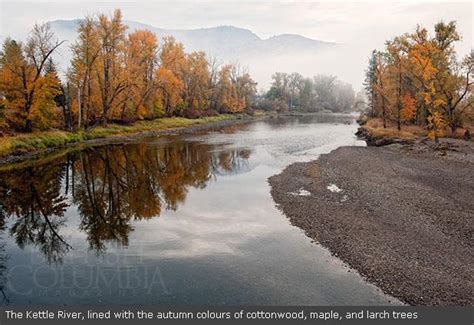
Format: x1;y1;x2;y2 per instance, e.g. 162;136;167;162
0;114;264;166
0;111;358;167
269;135;474;305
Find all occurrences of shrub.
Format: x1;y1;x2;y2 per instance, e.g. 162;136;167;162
244;107;255;116
203;109;219;117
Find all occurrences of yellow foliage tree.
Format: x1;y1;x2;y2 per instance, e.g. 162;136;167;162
96;9;128;123
156;67;183;116
216;64;256;113
124;30;159;120
29;73;62;130
408;26;445;142
68;16;101;128
182;51;210;111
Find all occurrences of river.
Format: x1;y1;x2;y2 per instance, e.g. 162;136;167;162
0;114;399;305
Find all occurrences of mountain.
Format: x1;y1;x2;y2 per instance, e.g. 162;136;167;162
47;19;340;87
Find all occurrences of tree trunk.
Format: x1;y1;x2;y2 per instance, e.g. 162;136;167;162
24;119;32;133
382;97;387;129
371;89;375;117
397;63;402;131
77;84;82;130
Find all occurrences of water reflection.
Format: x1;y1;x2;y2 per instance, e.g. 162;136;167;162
0;162;70;264
264;114;356;129
0;141;251;260
0;115;399;306
0;228;8;304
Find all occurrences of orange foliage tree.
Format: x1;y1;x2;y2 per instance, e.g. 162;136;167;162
0;24;64;132
400;92;416;123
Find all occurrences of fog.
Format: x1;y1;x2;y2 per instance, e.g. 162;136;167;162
243;45;368;91
0;1;472;91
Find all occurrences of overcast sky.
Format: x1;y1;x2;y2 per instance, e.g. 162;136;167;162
0;0;472;89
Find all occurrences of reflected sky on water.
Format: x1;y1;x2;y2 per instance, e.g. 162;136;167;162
0;114;400;306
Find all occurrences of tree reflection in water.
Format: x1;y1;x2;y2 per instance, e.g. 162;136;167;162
0;140;251;262
0;211;8;305
0;162;70;264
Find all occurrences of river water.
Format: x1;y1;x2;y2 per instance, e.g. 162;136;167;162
0;114;398;305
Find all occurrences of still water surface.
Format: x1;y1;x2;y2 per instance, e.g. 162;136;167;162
0;114;398;305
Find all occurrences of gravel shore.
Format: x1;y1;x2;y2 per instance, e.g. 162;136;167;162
269;139;474;305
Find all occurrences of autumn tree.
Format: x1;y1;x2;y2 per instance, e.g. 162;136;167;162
123;30;159;120
182;51;210;111
0;97;6;132
69;16;101;129
96;9;128;123
234;69;257;111
0;24;64;132
156;37;187;115
156;67;183;116
374;52;390;128
160;36;187;78
366;21;472;141
432;22;472;133
207;56;221;111
386;35;409;130
69;11;131;126
400;92;417;123
216;64;236;112
408;25;446;142
215;64;256;113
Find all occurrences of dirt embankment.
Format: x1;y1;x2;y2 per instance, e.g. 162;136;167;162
269;139;474;305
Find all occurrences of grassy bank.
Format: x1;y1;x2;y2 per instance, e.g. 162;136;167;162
0;115;239;158
358;118;473;145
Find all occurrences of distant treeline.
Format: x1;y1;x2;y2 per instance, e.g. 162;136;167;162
0;9;257;133
364;21;473;140
258;72;356;113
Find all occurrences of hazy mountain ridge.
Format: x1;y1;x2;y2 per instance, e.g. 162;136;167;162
46;19;340;87
49;19;335;56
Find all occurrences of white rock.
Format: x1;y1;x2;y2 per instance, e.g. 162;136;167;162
327;184;343;193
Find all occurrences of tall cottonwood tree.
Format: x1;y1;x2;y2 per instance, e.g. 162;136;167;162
123;30;159;119
386;36;410;130
182;51;211;111
69;16;101;129
96;9;128;123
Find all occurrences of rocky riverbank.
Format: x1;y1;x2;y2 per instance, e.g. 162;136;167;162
269;138;474;305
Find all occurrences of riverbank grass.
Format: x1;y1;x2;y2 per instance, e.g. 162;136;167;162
362;119;423;142
0;115;237;158
362;118;474;142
